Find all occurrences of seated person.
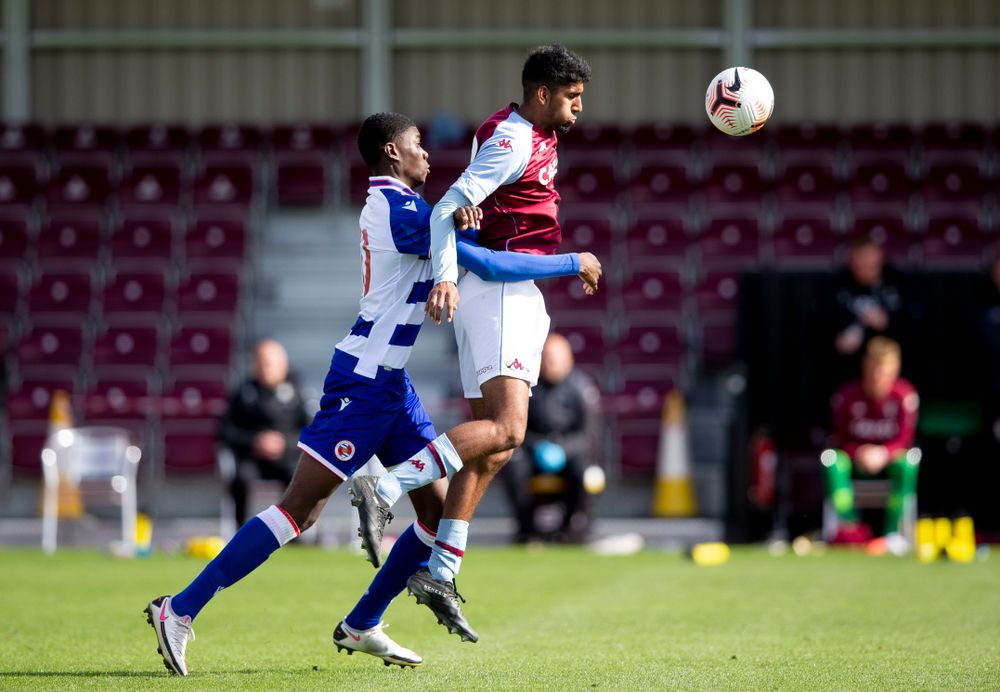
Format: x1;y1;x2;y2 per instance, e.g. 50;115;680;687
500;332;601;543
822;336;920;547
218;339;310;526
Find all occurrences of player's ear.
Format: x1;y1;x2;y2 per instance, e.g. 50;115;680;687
536;84;551;106
383;141;400;163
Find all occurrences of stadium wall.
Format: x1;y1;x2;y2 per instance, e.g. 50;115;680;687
5;0;1000;124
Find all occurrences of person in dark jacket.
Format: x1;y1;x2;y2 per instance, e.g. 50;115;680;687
218;339;310;525
501;331;601;543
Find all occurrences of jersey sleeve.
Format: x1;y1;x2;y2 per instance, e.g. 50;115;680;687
449;129;531;206
384;191;432;256
456;234;579;282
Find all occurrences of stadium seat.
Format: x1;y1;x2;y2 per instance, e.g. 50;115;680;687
124;123;190;154
771;123;842;155
419;151;469;203
109;215;175;271
36;215;102;267
558;161;619;204
613;376;678;419
274;152;328;206
198;124;263;154
101;271;169;323
616;323;685;368
702;163;767;204
46;165;112;207
0;163;41;205
773;162;840;206
6;377;77;423
161;418;221;474
631;123;698;154
694;271;741;314
624;213;690;269
27;271;94;318
15;326;85;376
271;123;336;153
92;326;160;372
848;161;914;208
160;378;229;420
919;123;989;167
168;325;233;373
0;123;46;154
920;161;989;204
185;215;247;268
347;155;372;205
560;214;614;257
9;424;50;475
699;312;740;365
83;377;155;430
560;123;624;151
921;211;994;268
616;418;662;475
771;215;842;266
118;164;183;207
176;271;241;319
549;321;608;368
697;215;762;268
626;163;695;205
52;124;118;168
192;163;254;207
0;213;31;269
621;271;684;317
846;123;915;159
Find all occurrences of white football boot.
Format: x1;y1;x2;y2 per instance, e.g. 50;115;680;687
333;620;422;667
145;595;195;676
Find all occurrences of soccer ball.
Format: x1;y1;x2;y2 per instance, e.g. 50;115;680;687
705;66;774;136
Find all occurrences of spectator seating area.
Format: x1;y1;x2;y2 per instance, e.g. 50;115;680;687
1;120;998;481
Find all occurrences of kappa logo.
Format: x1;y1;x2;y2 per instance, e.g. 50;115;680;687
334;440;356;461
339;397;352;411
538;141;548;153
410;459;426;472
505;358;529;372
402;200;418;211
495;138;513;151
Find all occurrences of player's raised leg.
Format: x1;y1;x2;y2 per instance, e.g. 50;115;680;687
145;452;341;675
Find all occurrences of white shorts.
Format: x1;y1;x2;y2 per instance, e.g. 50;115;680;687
453;272;551;399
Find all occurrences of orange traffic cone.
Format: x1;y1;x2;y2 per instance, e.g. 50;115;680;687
42;389;83;518
652;389;698;517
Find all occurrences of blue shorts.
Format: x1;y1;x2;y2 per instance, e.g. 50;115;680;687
297;356;437;480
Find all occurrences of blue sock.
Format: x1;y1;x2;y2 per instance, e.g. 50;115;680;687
171;505;299;620
344;521;435;630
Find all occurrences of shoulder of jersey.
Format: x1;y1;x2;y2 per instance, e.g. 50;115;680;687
485;115;534;158
371;185;428;213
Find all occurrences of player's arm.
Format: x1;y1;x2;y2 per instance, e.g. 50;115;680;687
427;131;531;323
884;388;920;458
456;231;579;282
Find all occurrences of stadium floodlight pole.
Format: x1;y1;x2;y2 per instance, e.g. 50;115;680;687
3;0;30;122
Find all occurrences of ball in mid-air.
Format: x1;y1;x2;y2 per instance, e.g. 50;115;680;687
705;66;774;136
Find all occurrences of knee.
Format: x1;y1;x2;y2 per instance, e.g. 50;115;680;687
490;420;525;452
482;449;515;475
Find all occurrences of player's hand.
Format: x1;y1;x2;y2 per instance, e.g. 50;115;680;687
859;306;888;331
426;281;460;325
453;205;482;231
835;324;864;355
856;444;889;474
578;252;603;296
253;431;286;461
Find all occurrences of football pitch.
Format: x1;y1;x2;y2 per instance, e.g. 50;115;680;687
0;545;998;690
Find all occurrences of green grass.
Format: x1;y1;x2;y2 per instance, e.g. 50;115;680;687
0;545;998;690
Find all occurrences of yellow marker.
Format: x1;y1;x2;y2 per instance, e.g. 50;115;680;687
690;542;730;566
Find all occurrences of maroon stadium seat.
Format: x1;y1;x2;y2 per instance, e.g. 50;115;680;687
702;126;769;167
625;213;690;269
52;124;118;168
921;211;993;268
771;215;842;265
848;161;914;207
119;164;183;207
558;162;619;204
631;123;698;154
772;123;842;155
92;326;160;371
702;163;767;204
27;271;93;318
36;216;102;267
271;123;336;152
621;271;684;316
6;377;77;423
274;152;328;206
773;162;840;205
846;123;915;157
83;377;155;431
125;123;190;154
694;271;741;314
699;312;740;365
614;376;678;420
548;321;608;369
9;424;49;475
46;165;112;206
0;268;20;315
626;163;695;205
697;215;762;269
161;378;229;420
161;419;220;474
198;124;263;154
616;323;685;368
560;123;624;151
920;161;989;204
15;325;85;371
176;272;240;319
168;326;233;372
616;418;662;476
110;215;175;270
542;274;609;316
560;214;614;257
850;212;914;266
192;163;254;206
185;215;247;267
0;163;41;205
101;271;169;322
0;123;46;153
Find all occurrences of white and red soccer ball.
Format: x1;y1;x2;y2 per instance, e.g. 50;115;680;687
705;66;774;136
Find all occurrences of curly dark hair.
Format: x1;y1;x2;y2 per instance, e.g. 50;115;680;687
521;44;592;100
357;112;416;168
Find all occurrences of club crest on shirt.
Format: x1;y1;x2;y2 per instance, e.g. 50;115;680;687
334;440;356;461
495;138;513;151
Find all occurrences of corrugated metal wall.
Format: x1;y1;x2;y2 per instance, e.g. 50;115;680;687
20;0;1000;124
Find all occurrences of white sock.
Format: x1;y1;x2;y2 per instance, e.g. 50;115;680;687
428;518;468;582
376;433;463;506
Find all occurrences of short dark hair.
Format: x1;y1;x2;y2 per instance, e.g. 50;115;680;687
521;44;592;101
357;112;416;168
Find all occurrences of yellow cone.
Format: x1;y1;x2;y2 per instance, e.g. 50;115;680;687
38;390;83;519
652;389;698;517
